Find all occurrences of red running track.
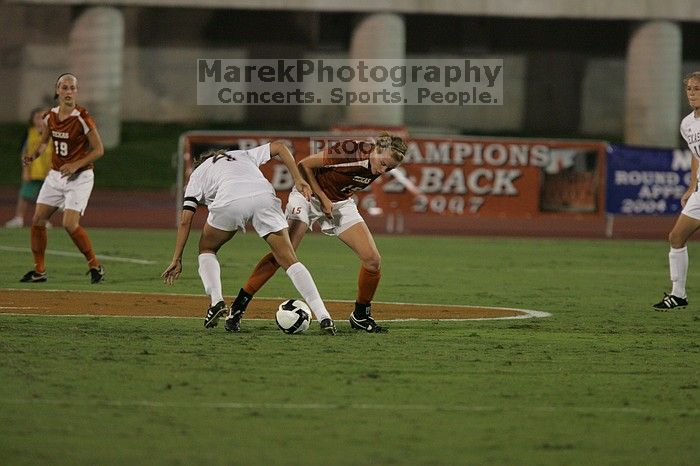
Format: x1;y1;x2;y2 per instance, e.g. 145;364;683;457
0;187;676;240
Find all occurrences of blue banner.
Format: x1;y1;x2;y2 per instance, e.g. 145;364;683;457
606;144;693;215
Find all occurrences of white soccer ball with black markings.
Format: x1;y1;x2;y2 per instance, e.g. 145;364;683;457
276;299;312;334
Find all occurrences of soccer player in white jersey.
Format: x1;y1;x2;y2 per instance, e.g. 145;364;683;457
653;71;700;310
161;141;336;334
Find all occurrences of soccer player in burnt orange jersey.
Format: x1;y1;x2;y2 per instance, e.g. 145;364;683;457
20;73;106;284
224;132;407;333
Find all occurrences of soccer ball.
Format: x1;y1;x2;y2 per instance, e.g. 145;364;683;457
276;299;312;334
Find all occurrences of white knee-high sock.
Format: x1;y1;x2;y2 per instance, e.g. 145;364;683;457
198;253;223;305
285;262;331;321
669;246;688;298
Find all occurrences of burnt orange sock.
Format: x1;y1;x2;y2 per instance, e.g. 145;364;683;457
30;225;47;273
69;226;100;269
243;252;281;295
357;266;381;304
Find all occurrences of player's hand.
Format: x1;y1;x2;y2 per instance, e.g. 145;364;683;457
681;190;693;207
296;179;312;200
321;198;333;218
161;260;182;285
22;153;36;166
59;162;79;177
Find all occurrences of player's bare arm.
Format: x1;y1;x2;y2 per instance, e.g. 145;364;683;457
59;128;105;177
299;151;334;216
23;128;50;166
19;139;31;181
269;141;311;200
162;208;195;285
682;156;699;207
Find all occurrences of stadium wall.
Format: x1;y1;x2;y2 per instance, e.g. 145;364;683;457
1;4;699;144
7;0;700;21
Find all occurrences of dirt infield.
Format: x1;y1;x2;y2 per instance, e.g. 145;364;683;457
0;289;534;321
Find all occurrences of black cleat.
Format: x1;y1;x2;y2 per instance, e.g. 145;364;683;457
320;318;337;335
349;313;387;333
349;302;387;333
87;265;105;284
20;270;47;283
652;293;688;311
204;301;227;328
224;308;244;332
225;289;253;332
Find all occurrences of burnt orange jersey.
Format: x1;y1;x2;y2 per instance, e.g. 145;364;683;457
43;105;97;172
314;140;381;202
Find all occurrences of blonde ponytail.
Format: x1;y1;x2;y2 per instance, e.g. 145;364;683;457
376;131;407;162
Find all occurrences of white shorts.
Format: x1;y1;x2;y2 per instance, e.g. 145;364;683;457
286;188;364;236
682;190;700;220
36;169;94;215
208;193;288;237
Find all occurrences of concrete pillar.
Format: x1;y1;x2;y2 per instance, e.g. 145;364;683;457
347;13;405;126
624;21;681;147
0;4;26;122
69;7;124;148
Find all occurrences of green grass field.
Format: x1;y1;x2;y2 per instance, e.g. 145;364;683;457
0;228;698;465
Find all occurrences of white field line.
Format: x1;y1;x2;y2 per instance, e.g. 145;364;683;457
0;306;41;310
0;398;695;415
0;246;156;265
